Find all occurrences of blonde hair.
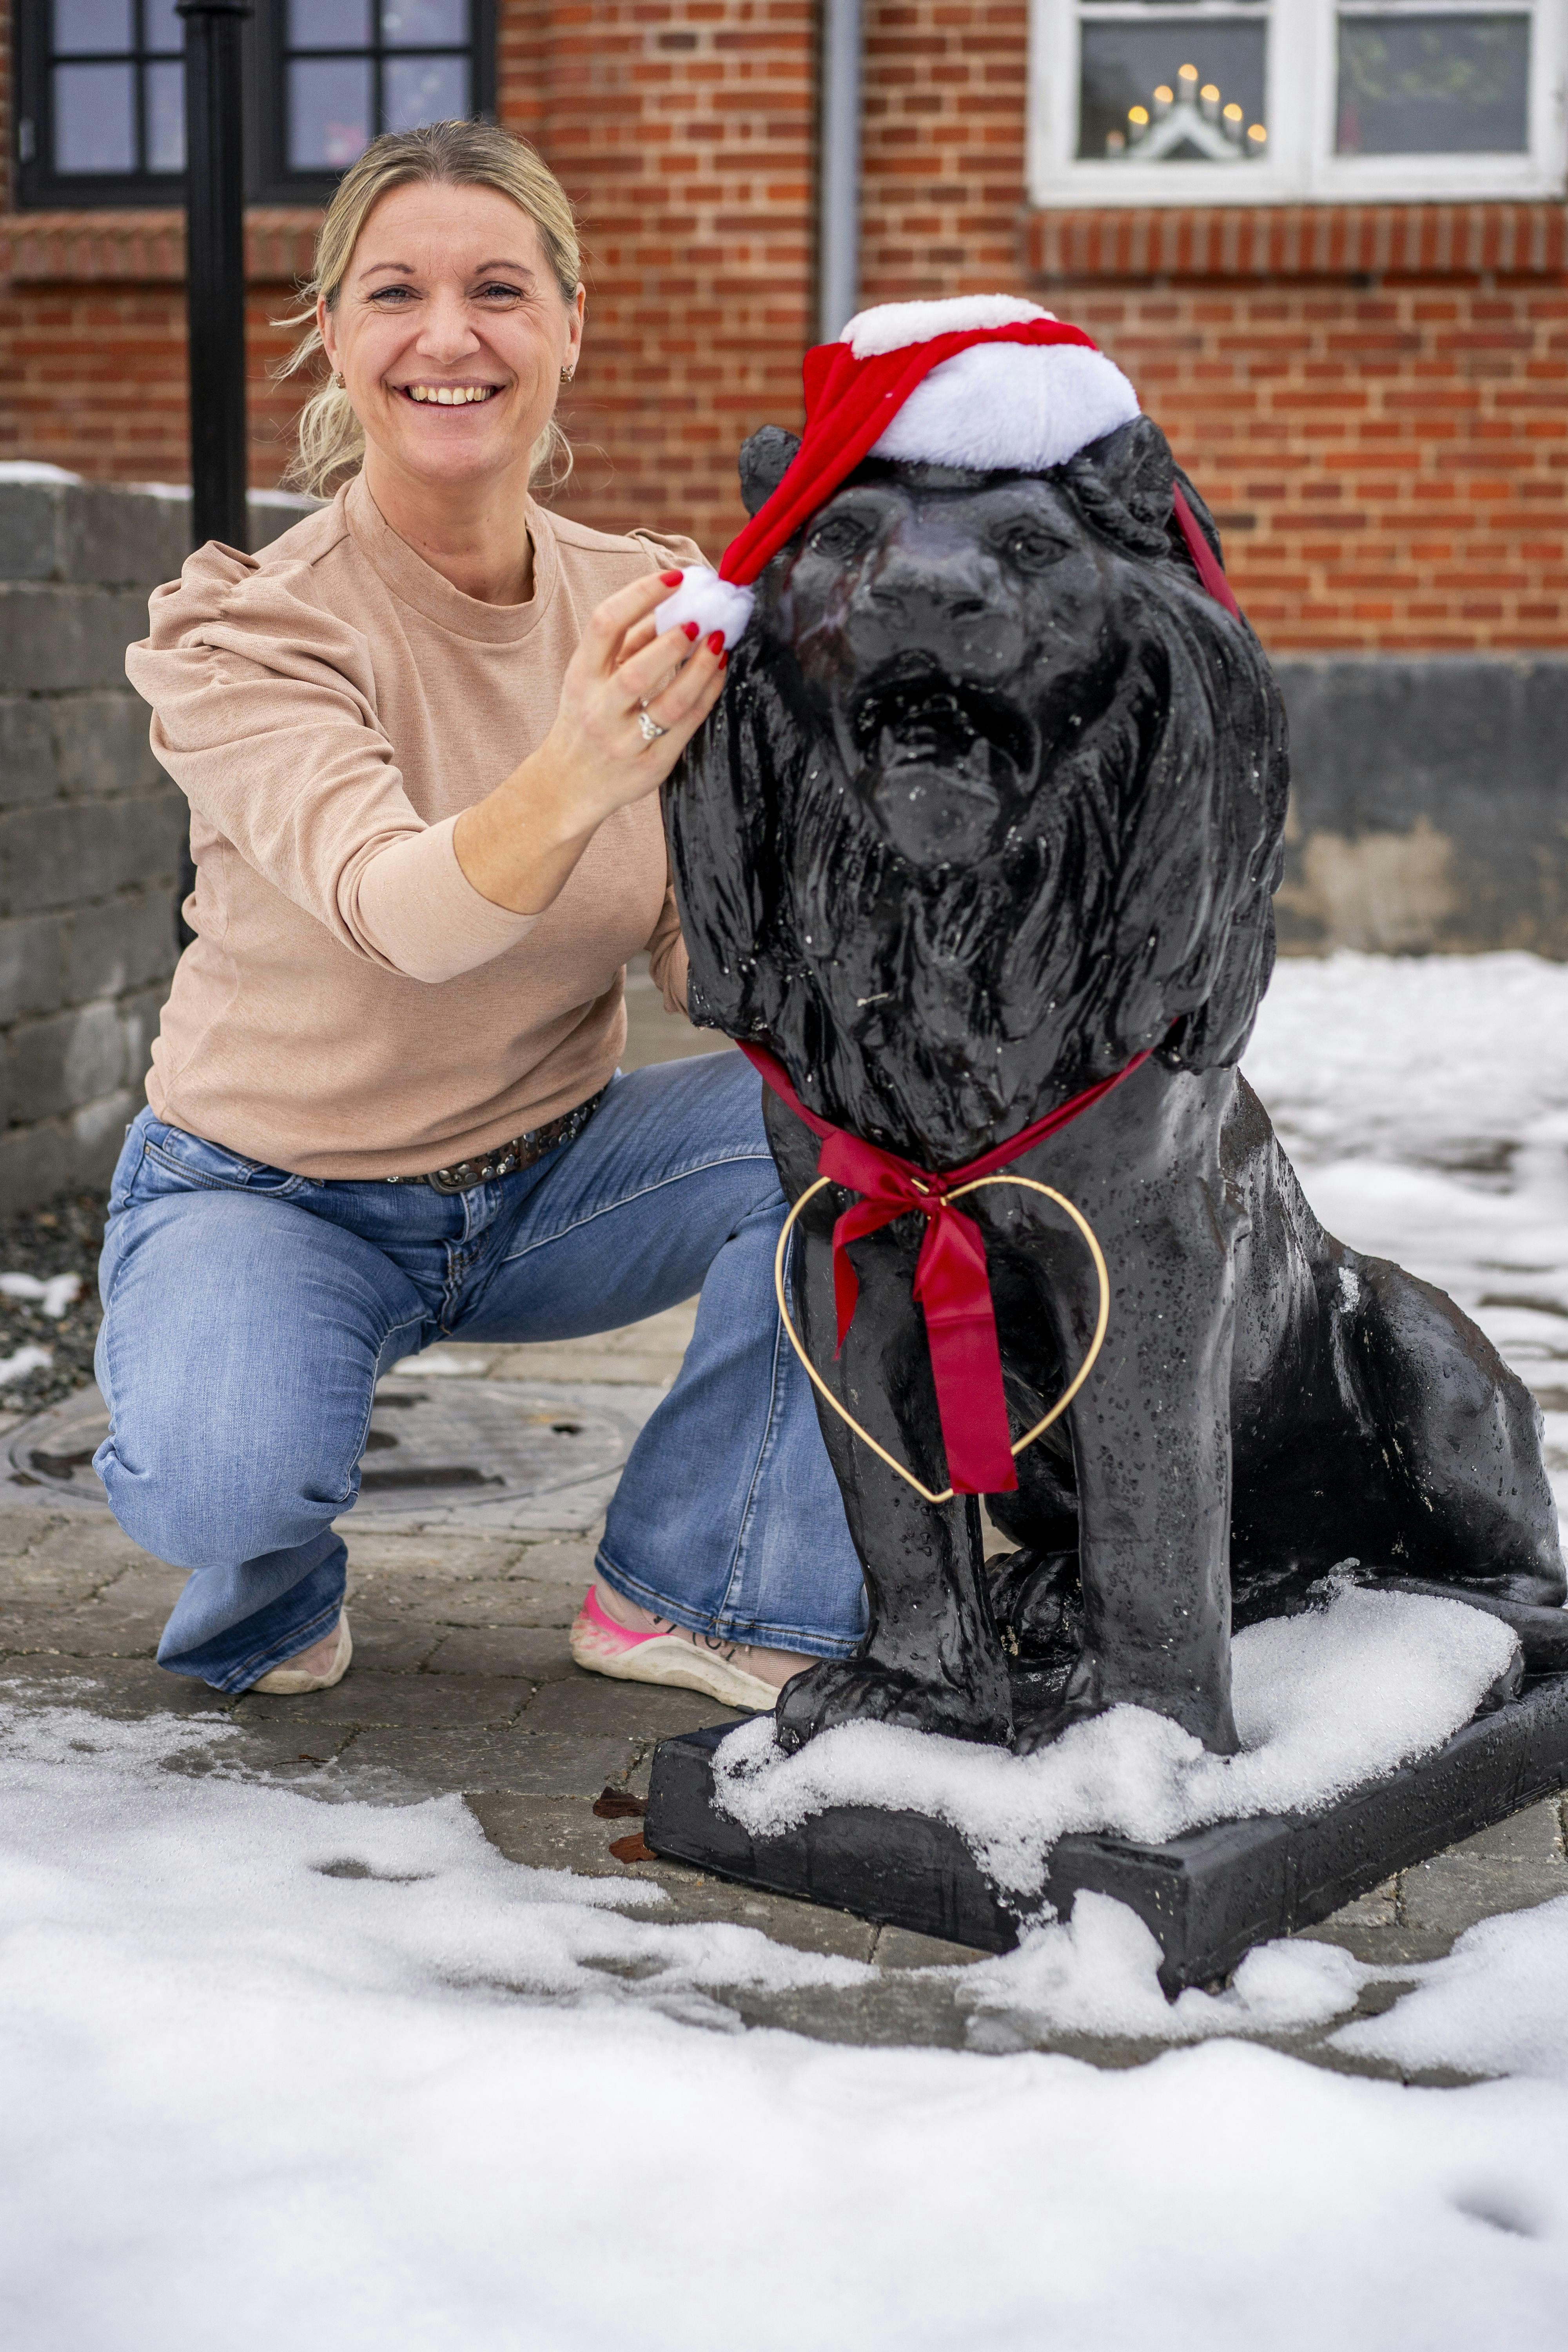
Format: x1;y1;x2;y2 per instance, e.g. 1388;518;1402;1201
278;120;581;499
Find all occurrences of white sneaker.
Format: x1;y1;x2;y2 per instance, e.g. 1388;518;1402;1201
249;1611;353;1695
570;1585;789;1711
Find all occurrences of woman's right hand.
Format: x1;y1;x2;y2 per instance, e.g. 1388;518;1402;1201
543;568;728;822
453;568;728;918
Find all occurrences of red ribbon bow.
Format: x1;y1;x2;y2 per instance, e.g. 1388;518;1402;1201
741;1042;1149;1496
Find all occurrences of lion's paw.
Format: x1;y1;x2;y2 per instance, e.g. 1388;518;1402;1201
773;1659;1012;1753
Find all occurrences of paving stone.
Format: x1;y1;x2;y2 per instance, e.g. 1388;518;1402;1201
364;1577;582;1628
465;1791;646;1878
873;1923;986;1971
240;1670;530;1730
1296;1879;1401;1961
344;1726;638;1797
731;1976;972;2050
503;1537;600;1584
343;1531;534;1579
0;1656;229;1717
518;1672;746;1744
1447;1800;1566;1868
0;1508;67;1545
3;1557;109;1602
341;1612;445;1673
0;1600;163;1656
1399;1798;1566;1951
93;1565;187;1609
168;1722;362;1785
426;1627;578;1679
15;1518;159;1588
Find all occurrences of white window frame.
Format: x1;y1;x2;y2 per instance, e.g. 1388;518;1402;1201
1029;0;1568;207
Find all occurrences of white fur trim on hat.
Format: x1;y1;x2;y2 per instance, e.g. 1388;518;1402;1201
843;297;1054;359
870;339;1141;474
653;565;756;651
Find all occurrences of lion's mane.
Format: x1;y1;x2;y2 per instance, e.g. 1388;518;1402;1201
666;423;1290;1164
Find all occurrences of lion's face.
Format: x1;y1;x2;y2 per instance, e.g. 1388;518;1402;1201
667;418;1290;1155
778;470;1125;868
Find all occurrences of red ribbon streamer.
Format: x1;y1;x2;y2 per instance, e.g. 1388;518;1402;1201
741;1042;1149;1496
1171;485;1240;618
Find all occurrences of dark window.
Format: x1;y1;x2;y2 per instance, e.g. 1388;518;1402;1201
13;0;495;207
15;0;186;203
256;0;493;197
1336;13;1531;156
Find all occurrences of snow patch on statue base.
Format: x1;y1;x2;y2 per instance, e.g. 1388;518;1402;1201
644;1583;1568;1993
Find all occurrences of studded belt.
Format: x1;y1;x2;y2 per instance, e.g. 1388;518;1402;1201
383;1087;607;1194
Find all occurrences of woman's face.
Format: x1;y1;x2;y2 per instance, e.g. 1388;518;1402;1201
319;180;584;495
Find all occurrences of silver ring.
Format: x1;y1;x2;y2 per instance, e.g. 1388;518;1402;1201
638;709;669;744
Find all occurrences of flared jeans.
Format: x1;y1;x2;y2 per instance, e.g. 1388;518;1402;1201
94;1053;867;1692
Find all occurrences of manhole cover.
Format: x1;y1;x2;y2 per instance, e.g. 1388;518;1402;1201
3;1374;664;1532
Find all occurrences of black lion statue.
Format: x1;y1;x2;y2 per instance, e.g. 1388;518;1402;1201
663;305;1566;1760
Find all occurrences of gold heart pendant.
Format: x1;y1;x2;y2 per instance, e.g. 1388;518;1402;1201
772;1172;1110;1507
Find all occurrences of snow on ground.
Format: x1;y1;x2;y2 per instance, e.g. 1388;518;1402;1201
4;1701;1568;2352
6;953;1568;2347
1245;951;1568;1524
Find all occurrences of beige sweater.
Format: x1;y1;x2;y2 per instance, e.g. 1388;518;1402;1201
126;476;700;1179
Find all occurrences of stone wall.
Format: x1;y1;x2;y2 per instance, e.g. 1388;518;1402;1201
0;468;313;1215
1276;657;1568;958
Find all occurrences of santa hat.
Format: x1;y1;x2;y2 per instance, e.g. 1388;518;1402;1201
655;296;1237;648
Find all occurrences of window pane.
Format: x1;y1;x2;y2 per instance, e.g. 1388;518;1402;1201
382;0;466;48
54;60;136;167
287;0;372;52
53;0;132;55
1079;22;1269;163
289;56;373;165
143;0;184;53
145;58;185;169
383;53;468;129
1336;14;1531;154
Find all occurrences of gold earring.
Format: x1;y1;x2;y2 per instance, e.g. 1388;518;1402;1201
561;367;575;383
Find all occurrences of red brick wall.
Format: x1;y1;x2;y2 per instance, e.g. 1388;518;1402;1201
0;275;303;486
1;0;1563;652
0;209;322;482
1034;277;1568;654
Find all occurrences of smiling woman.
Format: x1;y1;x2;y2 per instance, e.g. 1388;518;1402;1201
108;122;867;1709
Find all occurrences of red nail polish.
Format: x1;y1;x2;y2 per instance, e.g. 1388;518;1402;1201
659;570;683;587
719;650;729;669
706;631;726;655
683;621;700;640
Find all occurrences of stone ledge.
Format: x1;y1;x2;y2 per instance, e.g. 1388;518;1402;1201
1022;201;1568;283
0;474;318;590
0;207;322;287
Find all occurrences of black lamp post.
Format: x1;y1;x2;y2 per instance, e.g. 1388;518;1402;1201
174;0;251;936
177;0;251;550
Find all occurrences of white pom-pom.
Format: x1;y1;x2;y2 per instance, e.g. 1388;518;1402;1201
654;565;756;650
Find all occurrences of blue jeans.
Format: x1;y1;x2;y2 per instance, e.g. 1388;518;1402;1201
94;1054;866;1692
